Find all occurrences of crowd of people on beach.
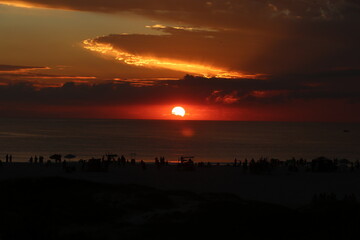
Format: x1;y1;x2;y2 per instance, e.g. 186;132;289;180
28;156;45;164
312;192;357;204
4;154;12;163
1;153;360;175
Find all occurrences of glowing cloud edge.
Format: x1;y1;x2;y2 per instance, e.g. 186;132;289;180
83;39;250;79
0;1;48;9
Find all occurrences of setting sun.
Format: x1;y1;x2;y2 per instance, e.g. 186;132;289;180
172;106;186;117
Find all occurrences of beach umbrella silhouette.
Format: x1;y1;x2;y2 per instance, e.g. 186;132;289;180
64;154;76;162
64;154;76;159
49;154;62;162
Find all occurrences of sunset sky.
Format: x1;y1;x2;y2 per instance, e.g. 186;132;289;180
1;0;360;121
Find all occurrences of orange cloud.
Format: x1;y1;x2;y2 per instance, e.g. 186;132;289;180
250;90;289;98
24;76;96;80
3;1;359;76
0;64;99;87
207;90;240;104
0;1;42;9
83;39;246;78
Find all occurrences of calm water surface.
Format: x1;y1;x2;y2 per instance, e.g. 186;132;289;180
0;118;359;162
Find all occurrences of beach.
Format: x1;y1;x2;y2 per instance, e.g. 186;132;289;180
1;162;360;239
1;161;360;207
1;119;360;239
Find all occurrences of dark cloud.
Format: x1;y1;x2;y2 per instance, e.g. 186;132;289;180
4;1;360;26
0;70;359;106
83;10;360;75
0;64;97;87
0;70;359;120
0;64;47;72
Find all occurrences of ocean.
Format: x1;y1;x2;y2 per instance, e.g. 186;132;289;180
0;118;359;163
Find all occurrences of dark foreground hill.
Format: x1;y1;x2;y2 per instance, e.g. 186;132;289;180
0;177;359;240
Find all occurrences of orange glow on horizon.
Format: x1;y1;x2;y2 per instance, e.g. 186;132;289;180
83;39;250;78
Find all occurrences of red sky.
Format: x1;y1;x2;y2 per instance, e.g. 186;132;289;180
1;1;360;121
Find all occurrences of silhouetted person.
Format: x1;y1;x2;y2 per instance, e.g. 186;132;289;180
62;159;67;170
120;155;126;165
243;159;248;172
5;154;8;163
34;155;38;163
160;156;165;165
155;157;160;168
29;156;33;163
141;160;146;170
46;160;51;167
